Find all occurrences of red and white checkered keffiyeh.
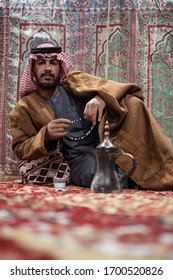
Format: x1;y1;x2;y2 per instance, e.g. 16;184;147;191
19;43;73;97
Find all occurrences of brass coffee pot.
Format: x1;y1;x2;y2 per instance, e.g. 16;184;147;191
75;121;136;193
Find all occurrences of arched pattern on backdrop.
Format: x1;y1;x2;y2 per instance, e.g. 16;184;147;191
0;0;173;177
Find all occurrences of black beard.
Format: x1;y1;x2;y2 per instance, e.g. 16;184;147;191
38;82;58;90
35;74;60;90
34;72;60;91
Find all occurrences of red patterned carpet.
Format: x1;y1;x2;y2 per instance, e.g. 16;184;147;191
0;181;173;260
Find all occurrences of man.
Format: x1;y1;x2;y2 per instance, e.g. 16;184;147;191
10;43;173;190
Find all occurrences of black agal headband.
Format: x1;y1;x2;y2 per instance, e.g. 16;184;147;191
30;46;62;54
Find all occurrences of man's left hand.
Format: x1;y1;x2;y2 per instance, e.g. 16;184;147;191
84;95;106;125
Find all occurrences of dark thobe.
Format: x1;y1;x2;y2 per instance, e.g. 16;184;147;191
45;86;129;188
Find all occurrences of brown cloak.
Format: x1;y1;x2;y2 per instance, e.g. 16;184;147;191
10;71;173;190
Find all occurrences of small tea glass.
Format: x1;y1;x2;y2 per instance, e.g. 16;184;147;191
53;176;67;191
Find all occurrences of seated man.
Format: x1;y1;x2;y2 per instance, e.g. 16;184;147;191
10;43;173;190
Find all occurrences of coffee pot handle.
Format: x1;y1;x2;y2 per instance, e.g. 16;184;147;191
117;152;136;183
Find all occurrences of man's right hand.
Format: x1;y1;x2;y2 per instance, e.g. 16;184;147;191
46;118;71;140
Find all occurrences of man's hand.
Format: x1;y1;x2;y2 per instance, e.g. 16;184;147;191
84;95;106;125
46;118;70;140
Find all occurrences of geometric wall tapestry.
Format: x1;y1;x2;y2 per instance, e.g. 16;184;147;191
0;0;173;176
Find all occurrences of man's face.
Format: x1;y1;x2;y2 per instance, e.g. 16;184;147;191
33;57;61;89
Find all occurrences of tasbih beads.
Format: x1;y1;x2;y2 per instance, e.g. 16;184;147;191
65;117;95;141
71;117;82;123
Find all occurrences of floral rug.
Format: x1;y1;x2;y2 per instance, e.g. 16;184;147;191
1;1;173;178
0;181;173;260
